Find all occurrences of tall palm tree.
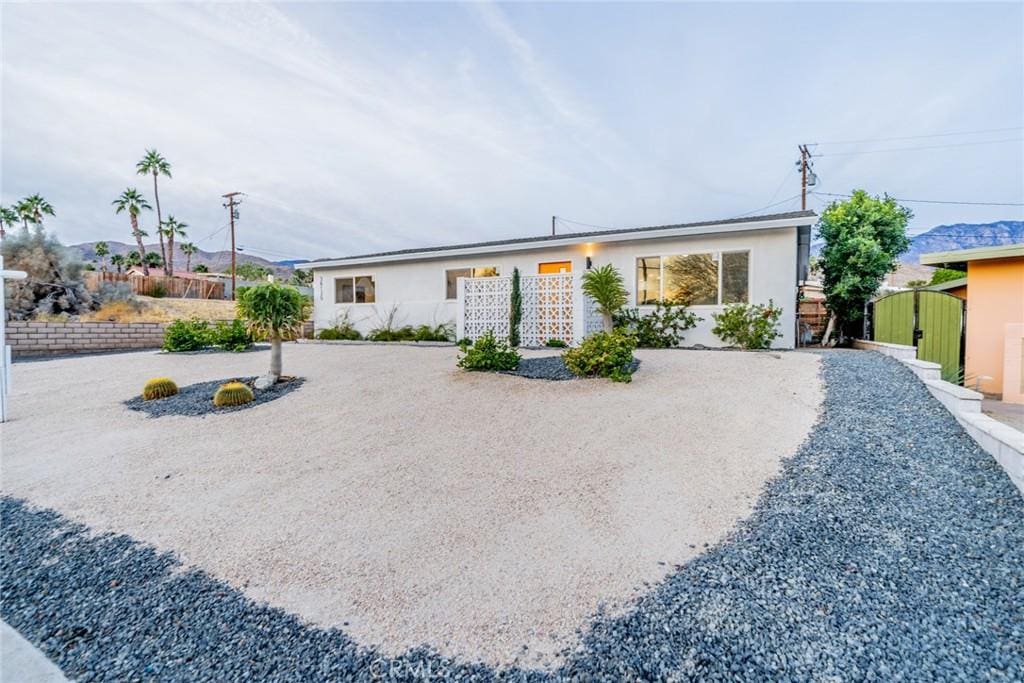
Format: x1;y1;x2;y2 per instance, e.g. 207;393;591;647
112;188;152;275
136;149;172;271
159;216;188;275
0;206;18;240
94;241;110;271
110;253;126;274
22;194;55;226
125;251;142;267
179;241;198;272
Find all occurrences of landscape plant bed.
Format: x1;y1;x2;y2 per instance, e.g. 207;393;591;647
502;355;641;381
124;376;304;418
302;339;454;347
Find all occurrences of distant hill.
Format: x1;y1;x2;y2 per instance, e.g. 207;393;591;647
897;220;1023;263
812;220;1023;263
69;241;292;276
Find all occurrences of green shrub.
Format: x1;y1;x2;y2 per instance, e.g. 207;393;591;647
367;325;414;341
318;326;362;340
456;337;473;351
211;319;252;351
162;318;211;351
457;330;521;372
614;302;702;348
562;330;637;382
213;381;254;407
142;377;178;401
413;323;454;342
544;338;568;348
711;300;783;349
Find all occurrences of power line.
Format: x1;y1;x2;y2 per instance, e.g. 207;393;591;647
192;222;230;245
236;244;309;260
812;191;1024;207
813;137;1022;157
734;194;803;218
812;126;1024;146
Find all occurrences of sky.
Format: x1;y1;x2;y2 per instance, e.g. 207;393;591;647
2;2;1022;263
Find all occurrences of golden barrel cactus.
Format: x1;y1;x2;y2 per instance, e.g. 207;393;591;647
213;381;254;407
142;377;178;401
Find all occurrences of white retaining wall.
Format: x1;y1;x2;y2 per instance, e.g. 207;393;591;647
857;344;1024;496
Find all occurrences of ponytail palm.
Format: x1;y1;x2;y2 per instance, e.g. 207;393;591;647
581;264;628;332
237;281;307;381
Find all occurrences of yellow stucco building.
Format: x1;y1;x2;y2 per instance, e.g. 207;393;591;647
922;244;1024;403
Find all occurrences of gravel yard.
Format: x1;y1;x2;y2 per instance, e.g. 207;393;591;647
1;344;820;670
3;348;1022;680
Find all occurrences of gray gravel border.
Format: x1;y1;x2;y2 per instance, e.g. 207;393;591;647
123;377;304;418
3;351;1022;681
501;356;641;381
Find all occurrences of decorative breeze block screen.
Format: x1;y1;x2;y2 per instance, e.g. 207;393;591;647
462;276;512;341
462;272;576;345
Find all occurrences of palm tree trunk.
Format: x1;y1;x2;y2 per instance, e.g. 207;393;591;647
602;313;613;333
152;171;167;275
131;215;149;276
185;252;192;272
167;234;175;275
269;334;282;379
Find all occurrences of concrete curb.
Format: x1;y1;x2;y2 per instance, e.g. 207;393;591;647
1;621;69;682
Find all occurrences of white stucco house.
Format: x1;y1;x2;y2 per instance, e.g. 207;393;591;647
307;210;816;348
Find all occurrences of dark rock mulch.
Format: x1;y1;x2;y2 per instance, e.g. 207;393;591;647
3;351;1023;681
123;377;304;418
502;355;641;381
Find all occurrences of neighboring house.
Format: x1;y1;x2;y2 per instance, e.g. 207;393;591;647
921;244;1024;402
307;210;816;348
925;277;968;298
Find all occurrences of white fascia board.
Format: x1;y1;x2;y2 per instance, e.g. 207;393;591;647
307;216;813;270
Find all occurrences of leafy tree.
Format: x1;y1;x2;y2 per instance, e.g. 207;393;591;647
233;262;271;281
929;267;966;285
508;267;522;347
110;253;126;273
581;263;628;332
236;281;307;382
94;241;110;271
136;149;172;268
112;188;152;275
289;268;312;286
193;263;209;273
817;190;912;341
1;225;95;319
179;241;198;271
159;215;188;274
0;206;18;240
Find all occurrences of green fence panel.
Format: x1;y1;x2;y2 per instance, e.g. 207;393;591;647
873;292;915;346
917;291;963;381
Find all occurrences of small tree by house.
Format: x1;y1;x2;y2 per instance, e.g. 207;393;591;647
233;262;272;281
236;281;307;383
509;267;522;347
581;264;628;332
929;267;965;285
817;190;912;342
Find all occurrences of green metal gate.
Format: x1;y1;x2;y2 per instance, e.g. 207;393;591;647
870;290;965;382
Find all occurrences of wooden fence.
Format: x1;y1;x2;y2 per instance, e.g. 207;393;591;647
85;271;225;300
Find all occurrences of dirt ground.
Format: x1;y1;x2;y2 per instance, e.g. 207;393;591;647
1;344;822;667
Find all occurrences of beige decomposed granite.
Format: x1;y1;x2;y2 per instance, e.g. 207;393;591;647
1;345;822;668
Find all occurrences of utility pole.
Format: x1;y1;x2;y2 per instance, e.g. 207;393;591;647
552;215;556;236
797;145;816;211
222;192;243;299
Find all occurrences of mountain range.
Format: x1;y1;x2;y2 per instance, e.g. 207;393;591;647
69;241;295;276
810;220;1022;263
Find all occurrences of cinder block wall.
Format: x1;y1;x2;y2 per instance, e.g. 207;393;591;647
6;321;168;358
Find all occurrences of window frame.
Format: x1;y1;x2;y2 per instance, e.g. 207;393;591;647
443;265;501;300
334;274;376;304
634;249;751;307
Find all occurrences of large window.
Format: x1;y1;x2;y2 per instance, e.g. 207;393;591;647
335;275;375;303
445;266;500;299
635;251;749;305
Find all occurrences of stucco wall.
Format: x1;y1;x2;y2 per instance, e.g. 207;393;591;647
311;226;799;348
965;257;1024;395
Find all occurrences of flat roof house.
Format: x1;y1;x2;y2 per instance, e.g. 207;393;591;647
921;243;1024;402
307;210;817;349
